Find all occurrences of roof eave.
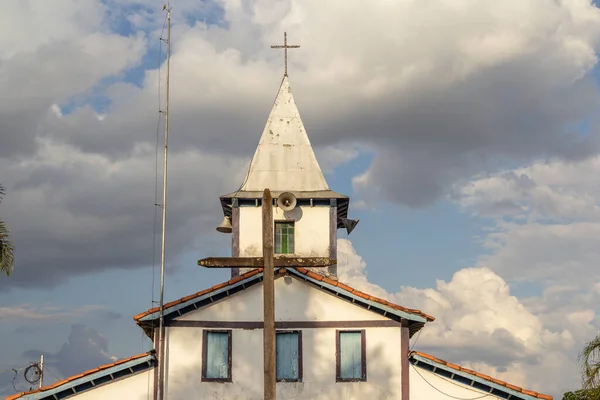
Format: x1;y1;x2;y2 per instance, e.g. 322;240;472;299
7;353;155;400
219;190;349;201
219;192;350;228
134;268;434;335
285;268;431;326
135;271;264;324
409;353;552;400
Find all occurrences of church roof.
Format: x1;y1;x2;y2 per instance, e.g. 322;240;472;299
219;190;351;228
5;352;155;400
237;75;329;193
134;267;434;337
409;351;553;400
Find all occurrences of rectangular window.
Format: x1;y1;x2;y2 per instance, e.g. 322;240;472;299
274;222;295;254
202;330;232;382
336;330;366;382
276;331;302;382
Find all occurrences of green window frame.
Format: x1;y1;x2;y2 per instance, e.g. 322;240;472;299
274;222;295;254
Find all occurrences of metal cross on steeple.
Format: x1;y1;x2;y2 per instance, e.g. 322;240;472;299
271;32;300;76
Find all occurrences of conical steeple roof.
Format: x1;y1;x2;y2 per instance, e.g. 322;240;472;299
220;75;349;226
239;76;329;192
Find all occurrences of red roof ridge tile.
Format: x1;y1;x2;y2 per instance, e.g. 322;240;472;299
133;269;263;321
409;351;553;400
5;352;153;400
133;268;435;324
288;269;435;321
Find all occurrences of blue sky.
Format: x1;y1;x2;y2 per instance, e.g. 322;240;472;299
0;165;489;357
2;0;600;397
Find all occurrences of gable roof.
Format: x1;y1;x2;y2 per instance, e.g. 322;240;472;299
5;352;155;400
409;351;553;400
238;75;329;192
134;267;434;337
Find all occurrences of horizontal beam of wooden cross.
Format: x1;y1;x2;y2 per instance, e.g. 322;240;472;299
197;257;337;268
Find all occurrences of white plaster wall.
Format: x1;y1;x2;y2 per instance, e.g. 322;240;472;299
64;370;153;400
164;326;402;400
176;275;388;322
410;366;505;400
166;278;403;399
239;205;330;259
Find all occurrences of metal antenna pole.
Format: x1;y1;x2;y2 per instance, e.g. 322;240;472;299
157;4;171;400
39;354;44;389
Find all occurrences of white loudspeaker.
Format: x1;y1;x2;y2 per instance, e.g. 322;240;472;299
277;192;297;211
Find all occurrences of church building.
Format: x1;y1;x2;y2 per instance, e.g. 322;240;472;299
6;57;553;400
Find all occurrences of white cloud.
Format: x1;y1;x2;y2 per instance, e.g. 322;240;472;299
0;138;246;289
0;304;104;321
23;324;115;379
338;238;594;396
314;145;360;175
453;156;600;285
2;2;600;396
3;0;600;289
454;158;600;221
399;155;600;395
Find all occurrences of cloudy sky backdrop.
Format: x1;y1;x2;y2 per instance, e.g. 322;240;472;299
2;0;600;397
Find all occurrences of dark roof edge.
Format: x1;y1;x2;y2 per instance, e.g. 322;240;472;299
409;352;552;400
6;352;155;400
135;268;433;329
220;190;349;200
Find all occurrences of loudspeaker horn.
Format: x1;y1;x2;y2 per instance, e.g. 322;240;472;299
341;218;360;235
277;192;297;211
216;216;232;233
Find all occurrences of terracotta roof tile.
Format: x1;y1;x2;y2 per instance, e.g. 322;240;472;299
506;383;522;390
306;271;323;281
211;282;228;290
410;351;552;400
181;293;197;302
5;352;153;400
133;269;263;321
354;291;370;300
228;275;242;284
476;372;492;380
321;276;338;286
133;268;435;324
336;282;354;292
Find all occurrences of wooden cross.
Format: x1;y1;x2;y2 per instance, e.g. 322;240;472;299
271;32;300;77
198;189;335;400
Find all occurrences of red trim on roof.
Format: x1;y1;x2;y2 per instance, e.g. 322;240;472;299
133;268;434;323
5;352;153;400
410;351;553;400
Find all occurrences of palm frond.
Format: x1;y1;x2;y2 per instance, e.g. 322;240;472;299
579;334;600;389
0;220;13;276
0;184;14;276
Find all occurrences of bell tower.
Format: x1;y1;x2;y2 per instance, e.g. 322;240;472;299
216;36;357;278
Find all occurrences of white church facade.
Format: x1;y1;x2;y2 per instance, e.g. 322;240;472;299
6;74;553;400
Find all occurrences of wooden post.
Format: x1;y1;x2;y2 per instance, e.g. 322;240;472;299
401;319;410;400
262;189;276;400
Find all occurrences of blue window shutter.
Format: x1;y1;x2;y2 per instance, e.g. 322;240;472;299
276;332;300;380
339;332;363;380
205;332;229;379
